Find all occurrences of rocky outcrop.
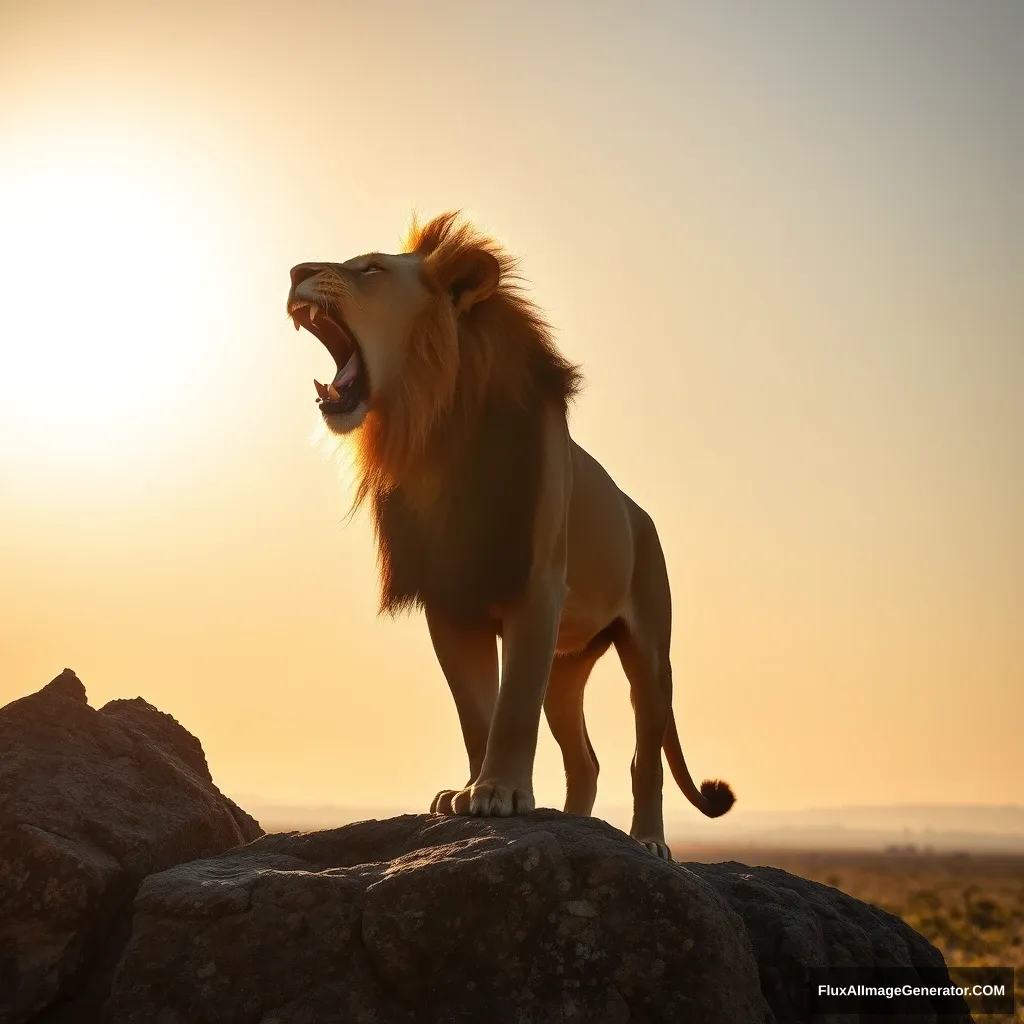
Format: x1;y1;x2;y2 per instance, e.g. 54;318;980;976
2;671;969;1024
103;814;971;1024
695;862;965;1022
0;670;263;1024
106;812;768;1024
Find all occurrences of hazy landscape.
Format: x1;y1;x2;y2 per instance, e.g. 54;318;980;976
4;1;1022;1019
246;798;1024;853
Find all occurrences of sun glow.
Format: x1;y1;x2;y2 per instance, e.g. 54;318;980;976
0;129;232;472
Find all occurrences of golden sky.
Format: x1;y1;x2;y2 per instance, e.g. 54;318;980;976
2;0;1021;825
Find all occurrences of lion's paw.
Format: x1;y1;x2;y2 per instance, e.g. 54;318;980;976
447;781;535;817
636;838;673;861
430;790;460;814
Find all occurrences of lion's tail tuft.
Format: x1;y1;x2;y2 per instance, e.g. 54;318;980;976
663;710;736;819
697;778;736;817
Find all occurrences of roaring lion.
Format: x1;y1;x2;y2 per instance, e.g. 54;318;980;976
286;212;734;858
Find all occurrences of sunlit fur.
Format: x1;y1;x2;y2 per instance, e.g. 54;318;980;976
349;212;582;510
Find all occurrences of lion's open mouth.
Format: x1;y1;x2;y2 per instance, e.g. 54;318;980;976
288;300;369;415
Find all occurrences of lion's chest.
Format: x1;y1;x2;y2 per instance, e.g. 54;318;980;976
371;401;544;625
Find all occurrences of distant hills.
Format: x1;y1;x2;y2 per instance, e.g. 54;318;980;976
238;798;1024;853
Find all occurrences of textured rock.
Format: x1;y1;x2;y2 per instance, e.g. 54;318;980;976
695;862;970;1022
0;670;263;1024
106;812;770;1024
103;812;973;1024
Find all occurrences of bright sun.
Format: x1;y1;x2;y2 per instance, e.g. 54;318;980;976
0;130;231;472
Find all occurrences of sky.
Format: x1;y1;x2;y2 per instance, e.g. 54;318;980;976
1;0;1021;830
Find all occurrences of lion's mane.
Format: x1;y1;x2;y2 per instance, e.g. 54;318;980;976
353;212;582;623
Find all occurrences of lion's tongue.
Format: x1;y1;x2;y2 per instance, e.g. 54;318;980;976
333;349;359;390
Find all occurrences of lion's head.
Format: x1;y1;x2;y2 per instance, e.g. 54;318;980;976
287;212;581;498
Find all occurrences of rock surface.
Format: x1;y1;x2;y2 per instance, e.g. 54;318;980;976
0;670;263;1024
106;812;768;1024
696;862;968;1023
103;814;970;1024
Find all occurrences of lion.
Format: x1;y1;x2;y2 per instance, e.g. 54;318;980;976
286;212;734;858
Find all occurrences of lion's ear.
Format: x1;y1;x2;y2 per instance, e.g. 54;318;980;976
439;249;500;314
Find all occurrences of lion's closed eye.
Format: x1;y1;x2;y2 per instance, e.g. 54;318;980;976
362;263;384;275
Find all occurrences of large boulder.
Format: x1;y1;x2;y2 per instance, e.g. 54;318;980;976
106;812;769;1024
103;813;971;1024
695;862;969;1022
0;670;263;1024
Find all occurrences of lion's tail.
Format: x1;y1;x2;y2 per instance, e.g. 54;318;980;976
662;709;735;818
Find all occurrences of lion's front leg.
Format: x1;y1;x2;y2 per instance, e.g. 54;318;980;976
450;573;564;817
424;608;498;814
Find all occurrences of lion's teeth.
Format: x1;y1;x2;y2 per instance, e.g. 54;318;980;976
308;303;320;322
314;379;330;400
327;383;340;401
292;315;301;331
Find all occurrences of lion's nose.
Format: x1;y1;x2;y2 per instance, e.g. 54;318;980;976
290;263;323;288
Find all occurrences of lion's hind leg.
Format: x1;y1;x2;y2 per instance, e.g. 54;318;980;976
615;625;673;860
615;505;675;860
544;643;606;816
